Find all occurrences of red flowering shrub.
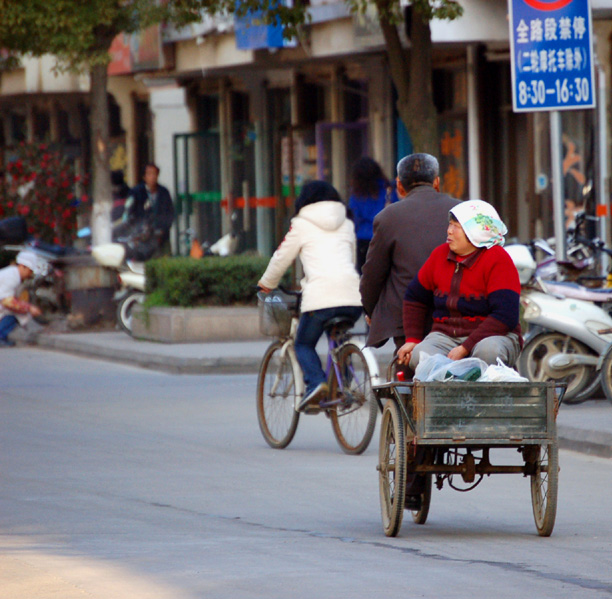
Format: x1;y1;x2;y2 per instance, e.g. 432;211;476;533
0;143;88;245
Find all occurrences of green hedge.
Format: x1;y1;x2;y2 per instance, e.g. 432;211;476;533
145;254;291;307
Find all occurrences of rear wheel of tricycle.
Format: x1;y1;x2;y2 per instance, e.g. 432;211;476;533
530;442;559;537
329;343;378;455
411;473;432;525
257;341;300;449
378;401;406;537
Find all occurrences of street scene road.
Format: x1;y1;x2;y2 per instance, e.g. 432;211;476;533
2;348;612;598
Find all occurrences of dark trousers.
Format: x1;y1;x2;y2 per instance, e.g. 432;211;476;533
0;315;18;341
295;306;362;394
356;239;370;275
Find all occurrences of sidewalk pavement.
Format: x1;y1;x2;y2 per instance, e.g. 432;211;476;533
33;330;612;459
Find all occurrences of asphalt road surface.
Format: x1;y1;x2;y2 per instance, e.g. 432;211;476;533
2;348;612;598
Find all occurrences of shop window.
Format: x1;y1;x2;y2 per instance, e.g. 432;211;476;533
197;95;219;131
434;68;468;201
344;79;368;123
11;113;26;142
57;109;74;143
33;109;50;141
296;79;324;126
109;96;124;138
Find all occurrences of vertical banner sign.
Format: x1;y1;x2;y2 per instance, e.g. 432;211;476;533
508;0;595;112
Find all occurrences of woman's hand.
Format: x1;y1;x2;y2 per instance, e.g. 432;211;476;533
257;281;271;293
447;345;468;361
397;342;417;365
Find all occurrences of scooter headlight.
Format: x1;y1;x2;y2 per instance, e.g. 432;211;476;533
520;296;541;319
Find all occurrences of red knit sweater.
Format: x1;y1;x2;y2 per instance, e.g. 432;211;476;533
402;244;522;352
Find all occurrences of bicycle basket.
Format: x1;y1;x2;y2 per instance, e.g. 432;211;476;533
258;290;298;337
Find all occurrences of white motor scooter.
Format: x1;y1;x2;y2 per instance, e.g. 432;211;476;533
507;244;612;403
91;243;145;335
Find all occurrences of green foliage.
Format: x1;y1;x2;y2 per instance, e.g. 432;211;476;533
0;0;230;69
145;255;291;307
0;0;463;67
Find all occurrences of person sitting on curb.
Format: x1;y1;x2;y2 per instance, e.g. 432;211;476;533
0;251;42;347
258;181;362;412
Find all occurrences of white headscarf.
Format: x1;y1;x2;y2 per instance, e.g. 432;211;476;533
16;250;39;272
449;200;507;249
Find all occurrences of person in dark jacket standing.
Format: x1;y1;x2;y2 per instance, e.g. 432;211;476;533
124;163;175;258
360;153;459;350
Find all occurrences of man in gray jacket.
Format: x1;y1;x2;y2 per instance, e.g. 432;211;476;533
360;153;459;350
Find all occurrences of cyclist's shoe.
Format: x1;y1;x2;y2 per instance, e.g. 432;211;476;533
298;382;328;413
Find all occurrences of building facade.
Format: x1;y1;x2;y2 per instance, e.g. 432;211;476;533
1;0;611;255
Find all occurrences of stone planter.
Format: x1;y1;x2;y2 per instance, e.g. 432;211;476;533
131;305;264;343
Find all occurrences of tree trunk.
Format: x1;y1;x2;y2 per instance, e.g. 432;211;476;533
377;4;439;156
89;61;112;246
404;12;438;155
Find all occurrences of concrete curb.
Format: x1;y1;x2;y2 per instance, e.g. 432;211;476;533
557;425;612;459
35;335;262;375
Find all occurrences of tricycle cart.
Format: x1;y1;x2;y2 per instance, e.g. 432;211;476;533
374;381;562;537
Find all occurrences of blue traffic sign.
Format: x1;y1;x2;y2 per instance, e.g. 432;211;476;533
508;0;595;112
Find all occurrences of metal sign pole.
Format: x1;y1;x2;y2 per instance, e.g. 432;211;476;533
550;110;567;262
596;60;610;275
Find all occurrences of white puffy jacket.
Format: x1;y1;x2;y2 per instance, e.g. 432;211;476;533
259;201;362;312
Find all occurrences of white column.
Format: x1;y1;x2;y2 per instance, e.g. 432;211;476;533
149;85;192;197
149;85;193;254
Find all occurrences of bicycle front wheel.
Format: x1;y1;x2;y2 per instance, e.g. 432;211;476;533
329;343;378;455
257;341;300;449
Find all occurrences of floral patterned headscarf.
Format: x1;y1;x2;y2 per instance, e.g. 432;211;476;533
449;200;507;249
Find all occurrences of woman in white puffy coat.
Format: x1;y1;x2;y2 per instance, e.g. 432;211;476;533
258;181;362;412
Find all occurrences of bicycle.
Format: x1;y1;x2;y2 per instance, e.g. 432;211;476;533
256;288;380;455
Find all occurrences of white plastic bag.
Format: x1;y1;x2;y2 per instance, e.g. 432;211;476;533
479;358;529;382
442;357;488;381
414;353;488;382
414;352;453;381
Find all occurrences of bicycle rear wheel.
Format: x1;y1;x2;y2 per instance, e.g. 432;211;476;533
329;343;377;455
257;341;300;449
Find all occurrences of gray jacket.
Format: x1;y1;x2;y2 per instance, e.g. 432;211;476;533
360;184;459;347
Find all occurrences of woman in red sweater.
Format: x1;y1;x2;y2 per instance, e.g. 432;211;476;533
397;199;522;371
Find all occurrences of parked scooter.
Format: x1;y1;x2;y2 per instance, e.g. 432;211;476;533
91;242;145;334
507;243;612;403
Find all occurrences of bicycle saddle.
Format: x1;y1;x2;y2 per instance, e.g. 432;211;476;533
323;316;355;337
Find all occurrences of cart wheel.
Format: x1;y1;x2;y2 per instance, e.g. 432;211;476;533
411;473;432;525
378;401;406;537
530;442;559;537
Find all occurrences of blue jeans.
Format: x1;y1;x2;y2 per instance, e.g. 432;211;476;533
0;315;18;341
294;306;362;394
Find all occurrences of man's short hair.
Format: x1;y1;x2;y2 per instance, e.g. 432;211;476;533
145;163;160;174
396;153;439;189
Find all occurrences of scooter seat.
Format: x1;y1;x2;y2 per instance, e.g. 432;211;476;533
543;280;612;302
126;260;145;275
